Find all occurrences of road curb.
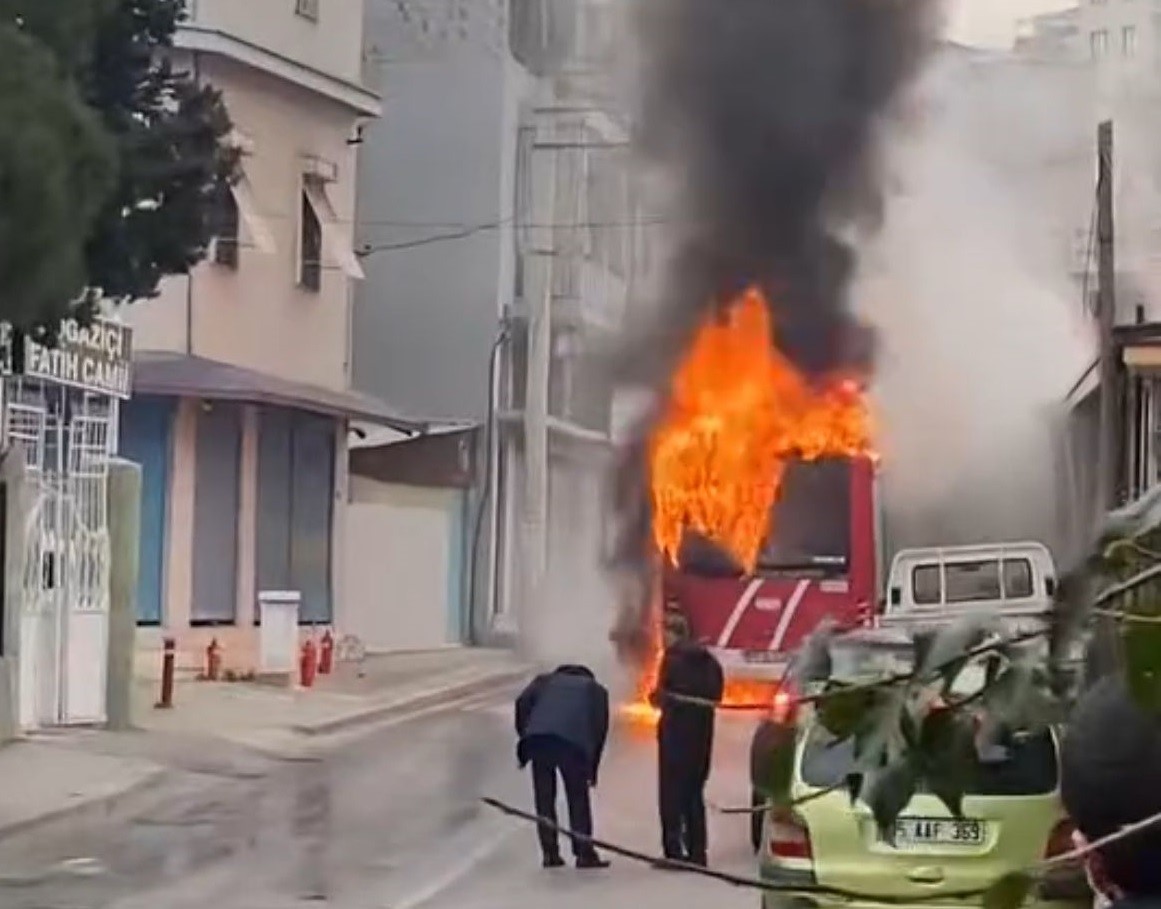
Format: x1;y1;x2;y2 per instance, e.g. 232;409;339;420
0;764;169;842
291;667;531;738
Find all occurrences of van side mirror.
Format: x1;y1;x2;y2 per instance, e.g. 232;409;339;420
1045;577;1056;597
889;587;901;606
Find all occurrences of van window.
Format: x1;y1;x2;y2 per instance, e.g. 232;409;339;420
945;560;1002;603
1002;558;1034;599
912;565;942;605
801;726;1057;796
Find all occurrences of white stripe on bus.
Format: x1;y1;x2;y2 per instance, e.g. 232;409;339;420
768;580;810;651
716;578;764;647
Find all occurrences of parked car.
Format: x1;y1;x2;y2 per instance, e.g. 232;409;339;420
748;633;1088;909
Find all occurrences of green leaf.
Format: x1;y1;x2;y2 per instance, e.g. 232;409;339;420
1123;619;1161;713
752;722;798;807
756;719;803;808
792;623;834;684
853;686;908;769
983;664;1033;726
983;871;1036;909
861;759;917;840
918;709;977;817
816;682;878;740
912;630;936;671
922;615;997;680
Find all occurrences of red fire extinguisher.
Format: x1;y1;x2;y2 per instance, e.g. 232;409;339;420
206;638;222;681
318;630;334;675
300;638;318;688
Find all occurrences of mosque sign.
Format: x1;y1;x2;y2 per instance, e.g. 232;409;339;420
0;318;133;399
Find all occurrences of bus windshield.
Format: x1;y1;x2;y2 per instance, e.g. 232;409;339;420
677;458;852;577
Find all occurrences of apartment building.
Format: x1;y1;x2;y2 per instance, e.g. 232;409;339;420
117;0;415;669
355;0;645;652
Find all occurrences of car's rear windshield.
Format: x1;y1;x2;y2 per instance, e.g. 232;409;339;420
800;725;1058;796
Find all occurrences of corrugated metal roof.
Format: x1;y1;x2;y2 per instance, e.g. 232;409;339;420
133;352;425;432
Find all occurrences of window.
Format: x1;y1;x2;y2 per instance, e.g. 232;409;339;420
1123;25;1137;57
912;565;942;605
211;182;239;269
295;0;319;21
756;459;851;572
1002;558;1034;599
1090;29;1109;59
802;726;1057;796
298;185;322;292
585;149;629;279
945;560;1002;604
299;173;366;286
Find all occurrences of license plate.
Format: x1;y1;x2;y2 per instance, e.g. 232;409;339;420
742;650;781;664
893;817;986;847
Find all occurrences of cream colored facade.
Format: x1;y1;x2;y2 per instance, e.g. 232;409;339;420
125;0;383;671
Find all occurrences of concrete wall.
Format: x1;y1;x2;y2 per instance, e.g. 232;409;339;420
187;0;365;85
128;56;360;391
345;475;463;652
354;0;531;421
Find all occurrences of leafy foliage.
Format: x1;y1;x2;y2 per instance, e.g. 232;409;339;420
0;0;235;331
0;15;115;328
749;487;1161;909
79;0;237;307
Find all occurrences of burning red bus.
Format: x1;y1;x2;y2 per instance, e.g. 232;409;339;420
663;453;880;680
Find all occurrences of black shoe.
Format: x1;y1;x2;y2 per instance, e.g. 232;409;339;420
575;854;610;869
543;854;565;869
651;856;685;871
686;854;707;868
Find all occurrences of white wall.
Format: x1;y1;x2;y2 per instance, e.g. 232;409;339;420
345;476;461;652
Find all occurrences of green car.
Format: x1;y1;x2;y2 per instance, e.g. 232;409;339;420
750;712;1090;909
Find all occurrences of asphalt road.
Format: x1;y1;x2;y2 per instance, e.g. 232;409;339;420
0;688;763;908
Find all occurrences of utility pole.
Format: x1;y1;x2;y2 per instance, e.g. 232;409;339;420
518;95;557;660
1096;119;1119;512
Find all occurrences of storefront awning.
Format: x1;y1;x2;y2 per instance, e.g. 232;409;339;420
132;352;425;433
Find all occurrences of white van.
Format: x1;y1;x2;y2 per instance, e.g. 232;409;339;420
880;542;1057;635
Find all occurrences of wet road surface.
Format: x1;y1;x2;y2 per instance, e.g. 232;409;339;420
0;688;760;908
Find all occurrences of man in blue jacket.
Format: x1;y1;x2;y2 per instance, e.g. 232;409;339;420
515;664;611;869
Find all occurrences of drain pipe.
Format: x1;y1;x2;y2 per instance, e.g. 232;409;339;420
468;324;510;645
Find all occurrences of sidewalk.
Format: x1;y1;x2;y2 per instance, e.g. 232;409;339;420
0;648;528;843
0;738;164;839
133;646;529;756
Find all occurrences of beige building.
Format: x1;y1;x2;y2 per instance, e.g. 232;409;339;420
119;0;419;673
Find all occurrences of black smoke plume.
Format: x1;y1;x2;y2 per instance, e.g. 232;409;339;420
608;0;942;656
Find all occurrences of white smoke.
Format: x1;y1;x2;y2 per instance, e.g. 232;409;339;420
857;47;1095;555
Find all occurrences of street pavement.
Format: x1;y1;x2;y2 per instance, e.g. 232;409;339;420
0;685;763;908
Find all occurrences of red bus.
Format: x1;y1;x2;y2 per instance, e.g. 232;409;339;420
662;454;880;678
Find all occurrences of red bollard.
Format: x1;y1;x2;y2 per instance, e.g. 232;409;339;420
156;637;176;709
206;637;222;681
318;630;334;675
300;638;318;688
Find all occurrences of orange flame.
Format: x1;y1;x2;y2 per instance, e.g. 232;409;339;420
649;285;873;573
618;287;873;727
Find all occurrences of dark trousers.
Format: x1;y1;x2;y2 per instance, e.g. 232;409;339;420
529;738;596;860
658;746;709;862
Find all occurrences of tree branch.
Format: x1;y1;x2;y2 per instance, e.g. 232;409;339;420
481;796;987;902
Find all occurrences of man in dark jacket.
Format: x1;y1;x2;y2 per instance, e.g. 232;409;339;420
515;664;610;869
651;611;724;867
1061;676;1161;909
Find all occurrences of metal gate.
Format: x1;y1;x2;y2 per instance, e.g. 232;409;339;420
6;378;117;728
